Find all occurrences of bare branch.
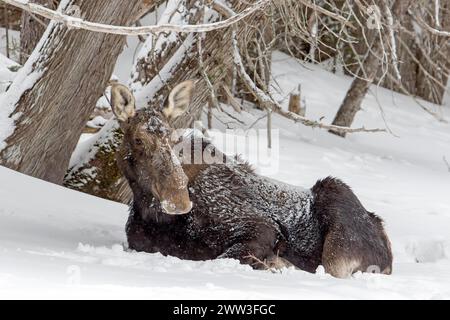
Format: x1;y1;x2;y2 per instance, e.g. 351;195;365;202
444;156;450;172
230;30;386;135
2;0;270;35
411;10;450;37
297;0;356;30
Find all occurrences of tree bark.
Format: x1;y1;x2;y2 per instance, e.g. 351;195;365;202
374;0;448;105
0;0;143;184
19;0;58;65
0;4;21;31
330;0;409;137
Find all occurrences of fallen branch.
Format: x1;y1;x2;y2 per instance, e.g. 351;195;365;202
2;0;270;35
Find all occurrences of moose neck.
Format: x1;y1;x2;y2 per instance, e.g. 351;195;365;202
128;136;228;224
130;184;179;224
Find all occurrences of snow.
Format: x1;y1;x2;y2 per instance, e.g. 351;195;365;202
86;116;108;129
0;29;20;63
66;120;120;179
1;52;450;299
0;54;19;93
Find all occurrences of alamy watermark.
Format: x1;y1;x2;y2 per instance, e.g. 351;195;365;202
171;127;280;176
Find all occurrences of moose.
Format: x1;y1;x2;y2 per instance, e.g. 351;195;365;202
110;81;393;278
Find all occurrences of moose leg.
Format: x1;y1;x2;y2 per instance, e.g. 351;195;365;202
322;229;393;278
217;222;292;270
312;177;393;277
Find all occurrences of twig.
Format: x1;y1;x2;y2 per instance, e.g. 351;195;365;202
444;156;450;172
2;0;270;36
297;0;355;30
197;3;219;111
381;0;401;81
267;109;272;149
411;10;450;37
244;254;278;274
210;0;387;135
246;113;268;131
221;84;243;113
230;30;386;135
385;72;446;123
220;107;246;125
135;20;147;43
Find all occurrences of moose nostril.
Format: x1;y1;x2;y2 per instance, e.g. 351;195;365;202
161;201;192;215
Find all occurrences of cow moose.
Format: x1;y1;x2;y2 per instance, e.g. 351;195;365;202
110;81;393;278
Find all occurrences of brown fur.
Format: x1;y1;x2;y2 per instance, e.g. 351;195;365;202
111;83;393;278
311;178;393;276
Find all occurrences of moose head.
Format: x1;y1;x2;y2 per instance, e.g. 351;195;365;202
110;81;195;215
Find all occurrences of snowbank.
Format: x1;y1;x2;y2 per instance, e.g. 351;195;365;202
1;52;450;299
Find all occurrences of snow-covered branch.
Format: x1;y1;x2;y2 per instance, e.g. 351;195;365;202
2;0;270;35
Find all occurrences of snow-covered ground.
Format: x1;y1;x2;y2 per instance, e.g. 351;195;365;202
1;51;450;299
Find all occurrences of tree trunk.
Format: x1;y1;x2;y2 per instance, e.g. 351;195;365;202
64;0;264;203
0;0;143;184
329;38;383;137
330;0;409;137
19;0;162;65
19;0;58;65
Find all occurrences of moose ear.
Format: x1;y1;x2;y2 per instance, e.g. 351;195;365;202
163;80;195;122
110;83;136;123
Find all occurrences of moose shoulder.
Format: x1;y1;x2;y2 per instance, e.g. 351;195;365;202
110;81;393;278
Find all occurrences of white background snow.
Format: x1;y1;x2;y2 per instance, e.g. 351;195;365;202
1;25;450;299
